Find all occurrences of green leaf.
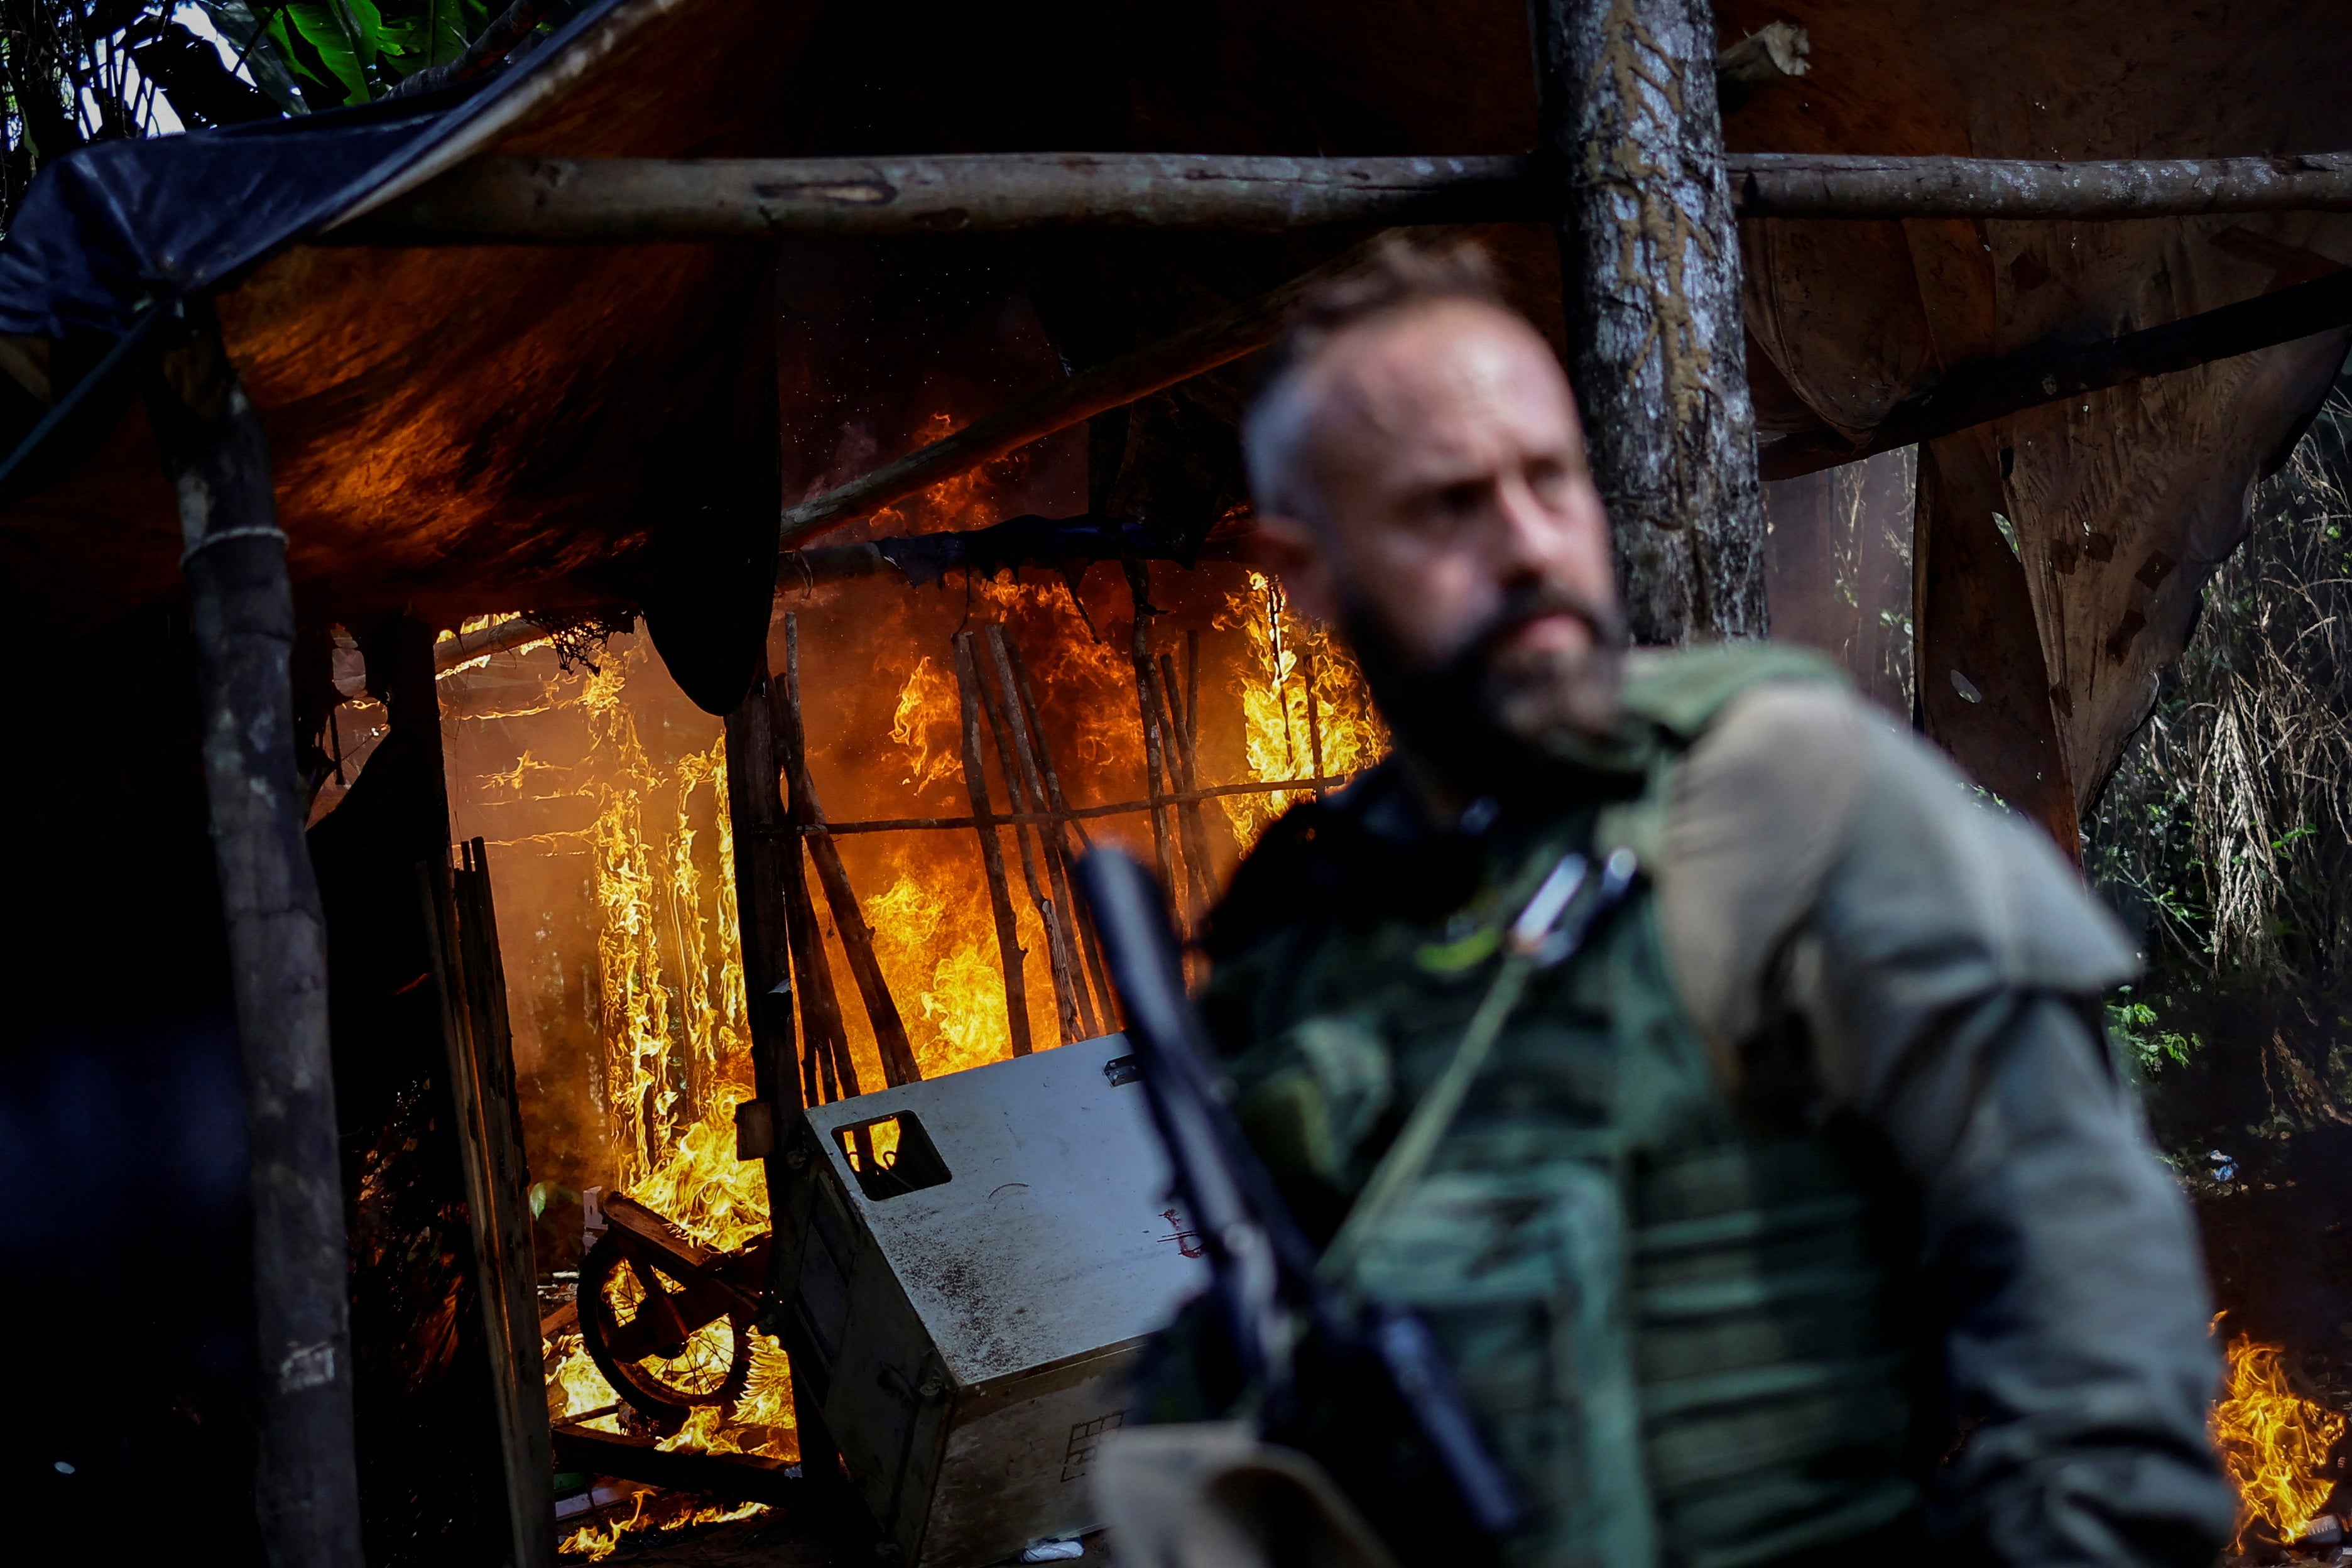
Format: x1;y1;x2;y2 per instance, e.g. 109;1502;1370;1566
278;2;372;104
186;0;313;115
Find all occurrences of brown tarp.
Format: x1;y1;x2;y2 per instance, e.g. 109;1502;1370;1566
4;0;2350;807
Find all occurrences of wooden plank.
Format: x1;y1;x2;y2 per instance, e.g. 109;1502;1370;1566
422;840;556;1568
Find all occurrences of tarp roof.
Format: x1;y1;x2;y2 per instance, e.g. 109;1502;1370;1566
1;0;2348;814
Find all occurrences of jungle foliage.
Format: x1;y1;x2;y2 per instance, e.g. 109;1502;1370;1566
0;0;561;229
2088;370;2352;1146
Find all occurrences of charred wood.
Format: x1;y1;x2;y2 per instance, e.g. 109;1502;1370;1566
775;773;1357;836
983;626;1097;1040
973;631;1086;1046
951;631;1035;1057
776;512;1251;594
781;616;922;1087
1122;560;1181;915
1001;636;1119;1030
775;227;1472;547
768;665;855;1104
548;1428;799;1506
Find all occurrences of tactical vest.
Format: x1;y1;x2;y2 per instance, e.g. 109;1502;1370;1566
1205;648;1920;1568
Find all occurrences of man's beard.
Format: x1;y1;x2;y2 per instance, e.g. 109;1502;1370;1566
1341;580;1628;797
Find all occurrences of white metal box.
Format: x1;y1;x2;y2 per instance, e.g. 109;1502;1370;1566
773;1037;1207;1567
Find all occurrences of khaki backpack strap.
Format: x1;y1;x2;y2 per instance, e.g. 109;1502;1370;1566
1319;846;1636;1287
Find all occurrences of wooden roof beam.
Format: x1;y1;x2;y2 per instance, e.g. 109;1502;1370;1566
326;150;2352;244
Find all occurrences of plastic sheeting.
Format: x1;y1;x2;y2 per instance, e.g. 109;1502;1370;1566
1;0;2348;764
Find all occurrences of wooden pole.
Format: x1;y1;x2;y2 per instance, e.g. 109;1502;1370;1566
1533;0;1767;642
774;511;1256;597
781;617;922;1087
767;668;854;1104
723;675;845;1486
972;636;1084;1046
1730;150;2352;220
346;153;1533;242
1302;646;1326;802
721;671;805;1133
1122;560;1180;915
422;841;555;1568
950;631;1035;1057
783;773;1356;834
336;148;2352;246
145;296;362;1568
983;625;1097;1041
776;226;1470;548
1002;637;1119;1031
1157;649;1218;923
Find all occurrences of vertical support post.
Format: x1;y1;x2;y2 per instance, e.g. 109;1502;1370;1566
722;671;803;1135
1002;638;1119;1032
1302;645;1327;799
770;665;858;1103
780;618;922;1087
1122;559;1180;914
722;669;844;1483
1156;649;1217;922
976;627;1087;1044
146;297;363;1568
1531;0;1767;642
423;841;556;1568
952;630;1035;1057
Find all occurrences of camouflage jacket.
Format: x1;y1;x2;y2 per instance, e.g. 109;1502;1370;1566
1142;645;2231;1568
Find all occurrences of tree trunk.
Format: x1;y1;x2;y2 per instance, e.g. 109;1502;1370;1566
1533;0;1766;642
146;297;363;1568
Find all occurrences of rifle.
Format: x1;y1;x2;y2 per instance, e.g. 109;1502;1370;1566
1079;848;1583;1560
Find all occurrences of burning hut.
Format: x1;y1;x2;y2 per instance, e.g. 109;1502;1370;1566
6;0;2352;1562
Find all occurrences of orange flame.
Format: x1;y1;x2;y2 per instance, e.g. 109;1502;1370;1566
2213;1333;2345;1549
443;508;1387;1475
1222;570;1386;851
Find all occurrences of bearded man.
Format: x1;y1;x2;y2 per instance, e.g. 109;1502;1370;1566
1093;244;2232;1568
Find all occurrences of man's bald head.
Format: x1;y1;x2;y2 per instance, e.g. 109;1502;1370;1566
1242;241;1625;793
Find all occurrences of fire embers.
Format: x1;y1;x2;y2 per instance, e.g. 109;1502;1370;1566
2216;1334;2352;1562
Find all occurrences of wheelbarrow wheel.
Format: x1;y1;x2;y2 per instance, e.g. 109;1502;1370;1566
577;1229;754;1432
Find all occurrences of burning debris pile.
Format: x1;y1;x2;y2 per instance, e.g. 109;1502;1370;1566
2216;1331;2352;1563
423;536;1384;1554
